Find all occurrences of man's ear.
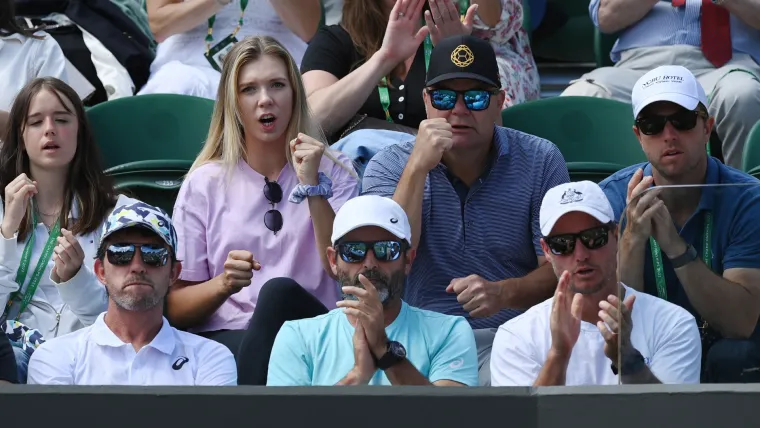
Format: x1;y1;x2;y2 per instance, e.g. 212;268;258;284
171;261;182;283
326;246;338;277
94;258;107;284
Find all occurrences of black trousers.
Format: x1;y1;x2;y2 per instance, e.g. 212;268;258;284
200;277;328;385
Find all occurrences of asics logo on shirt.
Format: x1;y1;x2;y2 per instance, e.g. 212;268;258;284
449;358;464;369
172;356;189;370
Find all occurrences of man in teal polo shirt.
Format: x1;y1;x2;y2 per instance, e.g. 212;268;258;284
599;65;760;383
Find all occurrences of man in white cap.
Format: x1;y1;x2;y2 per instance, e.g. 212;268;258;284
267;195;478;386
599;65;760;383
490;181;700;386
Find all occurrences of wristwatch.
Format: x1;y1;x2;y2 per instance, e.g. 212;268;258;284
669;243;698;269
375;341;407;370
610;349;646;376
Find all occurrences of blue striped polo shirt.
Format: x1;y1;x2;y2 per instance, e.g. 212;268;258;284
361;126;570;329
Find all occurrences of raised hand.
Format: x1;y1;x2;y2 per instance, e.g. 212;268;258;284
350;321;377;384
623;169;661;245
1;174;37;238
51;228;85;283
337;273;388;358
220;250;261;295
549;271;584;358
379;0;431;65
409;118;453;172
290;133;326;186
424;0;478;45
598;293;636;363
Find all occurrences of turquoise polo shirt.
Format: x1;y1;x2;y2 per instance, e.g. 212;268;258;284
599;157;760;319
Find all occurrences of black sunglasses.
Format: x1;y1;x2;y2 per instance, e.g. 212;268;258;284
427;88;499;111
336;240;405;263
106;243;170;267
635;109;706;136
264;177;283;235
544;224;614;256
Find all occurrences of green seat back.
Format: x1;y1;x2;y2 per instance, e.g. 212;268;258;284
501;96;647;182
87;94;214;212
87;94;214;170
742;121;760;176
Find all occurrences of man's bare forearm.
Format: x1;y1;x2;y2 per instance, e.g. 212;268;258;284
618;233;646;291
385;360;433;386
392;162;427;251
533;349;569;386
597;0;659;33
722;0;760;30
499;261;556;310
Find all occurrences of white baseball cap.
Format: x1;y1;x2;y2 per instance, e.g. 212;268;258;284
631;65;708;118
539;181;615;236
331;195;412;245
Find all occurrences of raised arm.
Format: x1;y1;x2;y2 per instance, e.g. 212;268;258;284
147;0;227;43
303;0;429;135
269;0;322;42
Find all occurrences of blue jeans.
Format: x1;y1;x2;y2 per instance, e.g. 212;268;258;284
703;338;760;383
13;345;30;384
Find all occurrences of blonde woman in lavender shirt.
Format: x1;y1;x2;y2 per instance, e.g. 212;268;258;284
167;35;359;385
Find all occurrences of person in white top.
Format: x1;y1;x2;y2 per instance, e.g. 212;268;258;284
0;0;68;136
0;77;122;382
27;200;237;385
138;0;321;99
490;181;702;386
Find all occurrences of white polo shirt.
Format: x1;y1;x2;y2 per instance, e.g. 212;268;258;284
490;285;702;386
27;313;237;386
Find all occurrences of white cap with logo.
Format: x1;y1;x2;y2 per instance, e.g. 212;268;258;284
631;65;708;118
539;181;615;236
331;195;412;245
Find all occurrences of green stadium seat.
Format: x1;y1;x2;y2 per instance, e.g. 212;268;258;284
501;96;647;182
87;94;214;212
742;121;760;178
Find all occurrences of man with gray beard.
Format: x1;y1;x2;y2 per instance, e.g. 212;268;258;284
27;199;237;385
267;195;478;386
490;181;701;386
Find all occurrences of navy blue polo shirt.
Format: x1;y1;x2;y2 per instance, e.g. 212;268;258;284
599;157;760;318
361;126;570;329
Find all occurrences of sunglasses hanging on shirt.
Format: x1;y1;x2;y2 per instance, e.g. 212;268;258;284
264;177;283;235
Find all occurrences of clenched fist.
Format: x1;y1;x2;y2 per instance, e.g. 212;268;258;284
409;118;454;173
219;250;261;296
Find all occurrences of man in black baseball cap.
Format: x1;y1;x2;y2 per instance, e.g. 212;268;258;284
362;34;570;386
425;34;501;88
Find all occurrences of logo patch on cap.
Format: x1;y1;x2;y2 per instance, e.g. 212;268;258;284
560;189;583;204
390;218;398;224
450;45;474;68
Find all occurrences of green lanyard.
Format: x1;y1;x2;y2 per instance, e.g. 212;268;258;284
1;213;61;321
377;0;469;123
650;212;712;300
205;0;249;53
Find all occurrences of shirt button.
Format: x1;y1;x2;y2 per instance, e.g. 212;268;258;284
398;113;404;120
399;84;405;90
398;96;405;102
467;221;473;227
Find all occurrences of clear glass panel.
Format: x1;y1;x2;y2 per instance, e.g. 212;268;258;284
616;182;760;383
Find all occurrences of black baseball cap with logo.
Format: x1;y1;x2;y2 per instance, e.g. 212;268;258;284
425;35;500;88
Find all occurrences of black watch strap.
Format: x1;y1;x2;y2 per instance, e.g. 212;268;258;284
375;341;406;370
669;243;698;269
610;349;646;376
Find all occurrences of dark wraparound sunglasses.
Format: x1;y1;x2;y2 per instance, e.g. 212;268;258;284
264;177;283;234
635;109;706;136
336;240;405;263
427;88;499;111
106;243;170;267
544;224;614;256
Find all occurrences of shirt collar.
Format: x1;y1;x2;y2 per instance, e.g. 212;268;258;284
642;157;719;212
91;313;177;355
0;32;25;43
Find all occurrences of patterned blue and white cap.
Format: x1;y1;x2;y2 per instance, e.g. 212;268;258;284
98;196;178;254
